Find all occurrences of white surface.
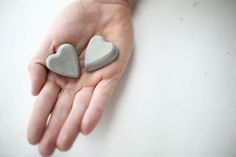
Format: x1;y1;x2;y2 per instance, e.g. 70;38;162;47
1;0;236;157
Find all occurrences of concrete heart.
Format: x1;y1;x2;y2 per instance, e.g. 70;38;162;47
85;35;119;71
46;43;80;78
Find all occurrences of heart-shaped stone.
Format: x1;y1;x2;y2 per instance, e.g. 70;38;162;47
46;43;80;78
85;35;119;71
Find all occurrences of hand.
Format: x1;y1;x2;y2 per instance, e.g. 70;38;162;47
27;0;133;156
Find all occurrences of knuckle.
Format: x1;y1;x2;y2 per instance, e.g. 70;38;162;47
93;106;103;115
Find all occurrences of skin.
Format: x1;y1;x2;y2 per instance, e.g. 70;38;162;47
27;0;134;156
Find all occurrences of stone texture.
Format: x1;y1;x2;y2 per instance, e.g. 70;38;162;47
85;35;119;71
46;43;80;78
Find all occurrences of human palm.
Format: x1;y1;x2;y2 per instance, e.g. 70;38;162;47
27;0;133;156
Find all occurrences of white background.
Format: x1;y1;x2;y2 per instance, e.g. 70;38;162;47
0;0;236;157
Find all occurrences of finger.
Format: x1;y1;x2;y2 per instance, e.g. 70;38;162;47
80;80;117;135
57;87;94;151
28;39;53;96
39;89;74;157
27;81;60;145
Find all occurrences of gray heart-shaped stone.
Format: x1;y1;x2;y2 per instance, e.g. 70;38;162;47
46;43;80;78
85;35;119;71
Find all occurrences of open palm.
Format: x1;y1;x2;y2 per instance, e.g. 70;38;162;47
27;0;133;156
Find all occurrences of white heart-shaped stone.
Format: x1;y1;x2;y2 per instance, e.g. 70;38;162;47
46;43;80;78
85;35;119;71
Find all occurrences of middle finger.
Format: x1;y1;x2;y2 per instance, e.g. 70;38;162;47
38;89;75;156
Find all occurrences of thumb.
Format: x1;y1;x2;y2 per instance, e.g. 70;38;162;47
28;39;53;96
28;59;47;96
